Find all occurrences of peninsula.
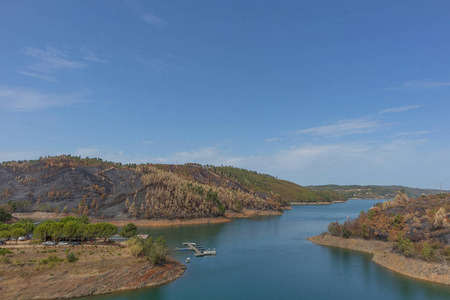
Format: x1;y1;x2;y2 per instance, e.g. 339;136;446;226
309;192;450;285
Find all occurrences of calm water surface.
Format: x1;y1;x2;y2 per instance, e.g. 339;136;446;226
87;200;450;300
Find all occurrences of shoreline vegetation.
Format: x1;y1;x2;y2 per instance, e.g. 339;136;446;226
0;215;185;299
308;234;450;285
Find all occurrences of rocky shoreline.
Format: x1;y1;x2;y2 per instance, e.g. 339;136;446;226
308;234;450;285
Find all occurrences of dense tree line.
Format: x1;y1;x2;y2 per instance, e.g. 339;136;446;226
33;216;117;242
0;218;35;244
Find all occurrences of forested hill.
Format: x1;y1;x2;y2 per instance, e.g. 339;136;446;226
308;185;446;199
154;164;347;203
0;156;345;221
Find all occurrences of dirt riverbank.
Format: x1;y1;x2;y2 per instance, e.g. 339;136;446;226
13;210;284;227
308;234;450;285
0;244;185;299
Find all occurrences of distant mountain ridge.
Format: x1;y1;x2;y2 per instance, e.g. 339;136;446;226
308;185;447;199
0;155;346;220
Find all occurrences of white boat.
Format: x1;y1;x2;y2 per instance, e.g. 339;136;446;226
186;257;190;263
203;248;216;255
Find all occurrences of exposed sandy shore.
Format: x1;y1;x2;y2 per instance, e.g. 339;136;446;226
224;210;283;218
94;217;232;227
12;210;284;227
308;234;450;285
291;202;332;205
291;200;348;205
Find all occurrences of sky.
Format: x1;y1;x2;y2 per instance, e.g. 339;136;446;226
1;1;450;189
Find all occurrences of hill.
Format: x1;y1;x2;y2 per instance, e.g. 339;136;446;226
153;164;347;203
0;155;344;221
308;184;445;199
327;192;450;262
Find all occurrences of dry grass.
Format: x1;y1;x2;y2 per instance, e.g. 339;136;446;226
0;243;185;299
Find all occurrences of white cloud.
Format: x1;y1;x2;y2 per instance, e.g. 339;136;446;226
22;46;85;74
294;118;384;137
19;46;104;81
380;139;427;151
0;87;84;111
391;131;429;138
17;71;57;82
77;46;106;63
266;137;283;142
385;80;450;90
142;13;165;27
136;55;177;74
380;105;424;114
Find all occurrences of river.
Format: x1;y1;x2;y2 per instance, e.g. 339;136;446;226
87;200;450;300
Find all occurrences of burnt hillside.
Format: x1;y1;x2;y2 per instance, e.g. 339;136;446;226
0;156;288;220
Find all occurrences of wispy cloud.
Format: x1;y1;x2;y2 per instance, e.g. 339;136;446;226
380;105;424;114
142;13;165;28
385;80;450;90
0;87;84;111
19;46;104;81
136;55;179;74
77;46;106;63
391;130;429;138
22;46;85;73
266;137;283;143
294;118;384;137
17;71;58;82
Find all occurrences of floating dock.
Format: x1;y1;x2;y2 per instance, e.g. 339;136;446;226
182;242;216;257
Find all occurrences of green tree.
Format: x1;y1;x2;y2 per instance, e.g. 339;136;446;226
120;223;138;238
127;236;144;257
396;234;415;257
421;242;433;261
63;221;78;241
33;221;56;241
84;224;99;240
75;223;87;240
12;220;35;238
11;228;26;244
49;222;64;242
0;207;11;222
0;230;11;243
148;236;167;265
0;223;11;232
59;216;78;224
97;223;118;241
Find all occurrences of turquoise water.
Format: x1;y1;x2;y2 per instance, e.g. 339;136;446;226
87;200;450;300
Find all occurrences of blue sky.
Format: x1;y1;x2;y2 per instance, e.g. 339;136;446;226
1;1;450;188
